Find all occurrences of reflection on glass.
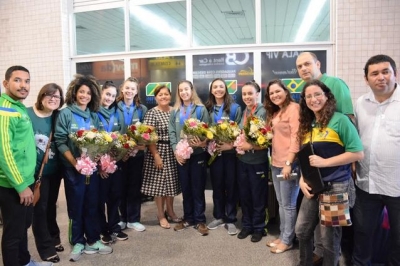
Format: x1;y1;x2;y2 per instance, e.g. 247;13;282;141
130;57;186;109
76;60;126;88
192;0;255;47
75;8;125;55
261;0;330;43
130;2;187;51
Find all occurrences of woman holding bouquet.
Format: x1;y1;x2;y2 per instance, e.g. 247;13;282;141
28;83;64;263
205;78;242;235
264;79;300;254
236;81;269;243
141;85;181;229
97;81;128;243
55;75;112;262
295;80;363;265
117;77;148;232
169;80;211;235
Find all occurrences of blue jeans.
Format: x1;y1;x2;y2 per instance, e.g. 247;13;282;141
271;166;299;245
209;152;238;223
295;180;349;266
352;186;400;266
177;152;207;224
237;160;269;232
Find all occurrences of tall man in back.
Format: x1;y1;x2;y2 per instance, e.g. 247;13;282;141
353;54;400;266
0;66;52;266
296;52;355;265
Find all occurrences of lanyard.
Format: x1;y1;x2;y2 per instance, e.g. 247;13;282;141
243;104;257;125
213;103;224;123
97;112;115;132
123;102;136;126
72;113;91;130
179;103;193;125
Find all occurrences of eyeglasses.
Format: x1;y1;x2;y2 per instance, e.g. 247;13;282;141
305;92;324;100
44;94;61;100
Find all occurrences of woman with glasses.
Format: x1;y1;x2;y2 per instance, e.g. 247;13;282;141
117;77;148;232
295;80;363;265
264;79;300;254
97;81;128;243
28;83;64;263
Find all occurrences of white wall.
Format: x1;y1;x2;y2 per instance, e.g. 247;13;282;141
336;0;400;100
0;0;399;107
0;0;70;107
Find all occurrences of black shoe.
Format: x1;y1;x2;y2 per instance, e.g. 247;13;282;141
112;231;128;241
55;244;64;252
44;254;60;263
101;233;113;244
237;228;253;239
250;231;265;242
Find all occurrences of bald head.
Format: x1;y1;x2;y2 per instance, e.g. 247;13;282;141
296;52;322;81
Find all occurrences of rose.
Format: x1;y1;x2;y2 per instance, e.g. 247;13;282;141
123;143;130;149
220;123;228;130
202;123;208;129
130;125;136;131
86;131;96;140
142;133;150;141
206;131;214;140
189;121;197;127
260;128;267;134
77;130;85;137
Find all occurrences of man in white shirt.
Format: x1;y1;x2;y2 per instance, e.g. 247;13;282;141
353;54;400;265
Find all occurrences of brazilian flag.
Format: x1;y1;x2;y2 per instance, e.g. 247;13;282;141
226;80;237;94
282;78;304;103
146;82;171;96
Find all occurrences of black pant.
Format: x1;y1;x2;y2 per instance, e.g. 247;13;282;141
0;186;33;266
47;172;63;246
32;174;61;259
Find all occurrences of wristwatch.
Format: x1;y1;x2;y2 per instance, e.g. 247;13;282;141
285;160;292;166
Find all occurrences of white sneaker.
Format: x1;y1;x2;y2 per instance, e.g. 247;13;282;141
127;222;146;231
118;221;127;230
26;260;53;266
207;219;225;229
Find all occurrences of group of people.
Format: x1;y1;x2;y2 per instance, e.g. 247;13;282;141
0;52;398;266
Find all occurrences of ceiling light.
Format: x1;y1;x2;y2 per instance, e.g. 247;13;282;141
294;0;327;42
221;10;245;19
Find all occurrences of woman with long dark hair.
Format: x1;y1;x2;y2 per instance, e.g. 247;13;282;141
264;79;300;253
295;80;363;265
204;78;241;235
55;75;112;262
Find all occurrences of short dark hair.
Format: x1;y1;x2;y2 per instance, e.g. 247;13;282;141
35;83;64;110
364;54;397;77
244;80;261;93
5;66;30;80
154;84;170;97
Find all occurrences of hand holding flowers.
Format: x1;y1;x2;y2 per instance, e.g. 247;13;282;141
127;122;158;145
242;115;273;149
183;118;213;142
175;138;193;165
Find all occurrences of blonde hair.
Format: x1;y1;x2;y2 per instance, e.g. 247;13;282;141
173;80;204;110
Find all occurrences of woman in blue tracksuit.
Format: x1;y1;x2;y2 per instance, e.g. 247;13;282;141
55;75;112;262
117;77;148;232
236;81;269;243
204;78;242;235
169;80;211;236
97;81;128;244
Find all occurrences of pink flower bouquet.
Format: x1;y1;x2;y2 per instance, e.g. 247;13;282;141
176;138;193;159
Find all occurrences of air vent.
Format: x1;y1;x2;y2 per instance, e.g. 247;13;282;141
76;25;88;30
221;10;245;18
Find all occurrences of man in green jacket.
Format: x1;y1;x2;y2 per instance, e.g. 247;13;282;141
0;66;52;266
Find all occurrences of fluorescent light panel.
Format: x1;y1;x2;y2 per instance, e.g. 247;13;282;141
295;0;327;42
